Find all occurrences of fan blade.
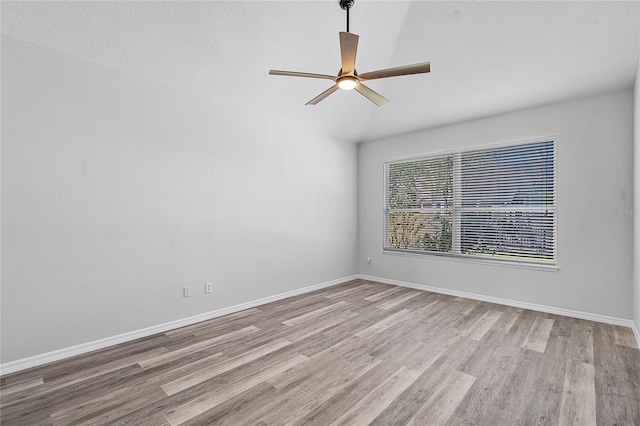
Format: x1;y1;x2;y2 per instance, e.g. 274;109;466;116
339;32;359;75
358;62;430;81
306;85;340;105
354;83;389;107
269;70;336;80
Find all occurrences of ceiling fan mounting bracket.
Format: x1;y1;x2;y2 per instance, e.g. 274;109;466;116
340;0;354;11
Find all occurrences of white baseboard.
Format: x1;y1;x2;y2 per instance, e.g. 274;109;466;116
0;275;357;376
357;274;640;336
632;322;640;349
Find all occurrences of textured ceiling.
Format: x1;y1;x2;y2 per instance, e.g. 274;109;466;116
2;1;639;143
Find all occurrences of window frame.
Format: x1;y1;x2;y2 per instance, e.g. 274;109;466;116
383;137;558;271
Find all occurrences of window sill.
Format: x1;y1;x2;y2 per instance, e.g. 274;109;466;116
382;249;560;272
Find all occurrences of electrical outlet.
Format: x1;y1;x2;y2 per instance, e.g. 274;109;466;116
183;287;192;298
366;257;371;264
205;282;213;294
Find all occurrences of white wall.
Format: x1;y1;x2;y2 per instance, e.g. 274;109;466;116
359;90;634;319
0;36;358;363
634;60;640;332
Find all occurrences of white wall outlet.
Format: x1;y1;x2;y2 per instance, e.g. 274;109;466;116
183;286;192;298
366;257;371;264
205;282;213;294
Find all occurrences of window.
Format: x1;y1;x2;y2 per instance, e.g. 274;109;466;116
384;138;556;268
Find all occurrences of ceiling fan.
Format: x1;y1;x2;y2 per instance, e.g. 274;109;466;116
269;0;430;107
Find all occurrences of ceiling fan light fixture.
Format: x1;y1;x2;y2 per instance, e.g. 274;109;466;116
337;76;358;90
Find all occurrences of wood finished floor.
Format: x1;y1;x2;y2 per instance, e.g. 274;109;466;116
1;280;639;425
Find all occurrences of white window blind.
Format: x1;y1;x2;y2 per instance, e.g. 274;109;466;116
384;139;557;267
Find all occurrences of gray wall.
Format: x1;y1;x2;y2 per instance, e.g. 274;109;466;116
634;60;640;331
358;90;634;319
1;36;358;363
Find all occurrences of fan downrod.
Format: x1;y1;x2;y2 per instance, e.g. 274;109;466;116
340;0;354;32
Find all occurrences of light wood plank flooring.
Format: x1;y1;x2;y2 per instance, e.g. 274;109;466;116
2;280;639;425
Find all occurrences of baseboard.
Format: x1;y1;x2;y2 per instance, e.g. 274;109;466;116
0;275;358;376
357;274;639;332
632;322;640;349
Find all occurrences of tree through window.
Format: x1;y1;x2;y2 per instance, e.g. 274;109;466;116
384;139;556;267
